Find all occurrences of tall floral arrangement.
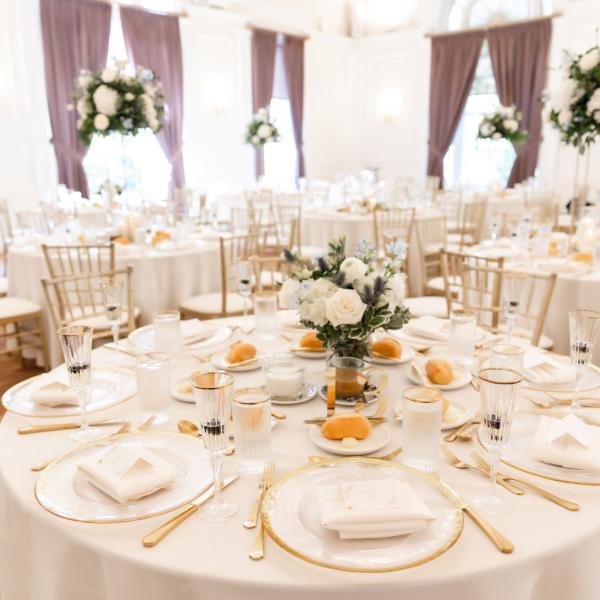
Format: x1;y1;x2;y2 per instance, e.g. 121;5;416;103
279;238;411;359
477;105;526;144
69;61;165;146
244;107;280;147
547;46;600;152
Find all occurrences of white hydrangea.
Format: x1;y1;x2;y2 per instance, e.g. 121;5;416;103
492;132;502;140
550;79;582;112
251;135;260;144
579;47;600;72
143;83;156;97
94;113;110;131
558;109;573;125
502;118;518;133
93;85;119;116
340;257;367;283
278;278;300;309
78;74;92;89
257;123;272;139
101;68;117;83
76;97;90;117
124;92;135;102
480;122;494;136
387;272;406;302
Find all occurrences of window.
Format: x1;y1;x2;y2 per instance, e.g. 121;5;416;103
82;5;171;203
263;36;298;188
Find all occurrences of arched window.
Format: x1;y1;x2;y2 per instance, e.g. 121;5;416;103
443;0;552;188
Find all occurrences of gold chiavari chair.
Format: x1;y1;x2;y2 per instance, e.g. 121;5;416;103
179;233;260;319
414;215;447;296
0;198;12;293
272;202;301;254
42;243;115;279
446;195;488;252
435;190;462;233
41;266;138;343
16;210;49;235
373;207;415;258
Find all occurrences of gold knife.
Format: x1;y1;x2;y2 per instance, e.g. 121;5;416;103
437;478;514;554
142;475;239;547
18;420;126;434
304;416;386;425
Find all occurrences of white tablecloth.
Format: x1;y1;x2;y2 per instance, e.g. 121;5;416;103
7;241;221;367
2;313;600;600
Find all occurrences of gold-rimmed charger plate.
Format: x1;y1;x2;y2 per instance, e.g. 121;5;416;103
35;431;213;522
261;458;463;572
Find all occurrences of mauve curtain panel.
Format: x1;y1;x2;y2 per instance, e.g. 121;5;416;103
426;30;485;186
40;0;111;196
121;6;185;189
488;18;552;187
251;28;277;180
283;34;306;179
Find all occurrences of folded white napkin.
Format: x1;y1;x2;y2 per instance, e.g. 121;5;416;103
317;479;434;540
77;445;179;504
179;318;206;341
30;381;79;407
528;415;600;471
523;351;575;385
405;316;449;342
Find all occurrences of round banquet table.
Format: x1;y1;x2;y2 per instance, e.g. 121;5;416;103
2;313;600;600
7;240;221;367
301;208;445;296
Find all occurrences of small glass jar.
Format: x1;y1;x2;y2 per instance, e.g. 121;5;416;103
489;343;525;374
264;356;304;399
153;310;181;355
329;355;368;400
135;352;170;423
253;292;278;338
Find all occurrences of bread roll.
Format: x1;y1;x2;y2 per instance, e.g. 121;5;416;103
321;413;371;440
371;337;402;359
425;359;453;385
299;331;324;350
574;252;593;263
226;341;257;364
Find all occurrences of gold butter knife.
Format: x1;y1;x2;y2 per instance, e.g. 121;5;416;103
18;420;126;435
143;475;239;547
303;416;386;425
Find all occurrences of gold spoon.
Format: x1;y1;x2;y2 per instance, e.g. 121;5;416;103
270;410;287;420
177;420;235;455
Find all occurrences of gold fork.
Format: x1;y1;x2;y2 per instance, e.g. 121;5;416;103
308;447;403;464
249;460;277;560
443;412;481;443
441;445;523;495
471;452;579;512
243;458;275;529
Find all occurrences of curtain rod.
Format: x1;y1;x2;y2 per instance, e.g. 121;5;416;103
246;24;309;40
425;11;561;38
97;0;188;18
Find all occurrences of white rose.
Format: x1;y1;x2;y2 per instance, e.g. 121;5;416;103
143;83;156;97
77;74;92;89
498;105;513;117
492;132;502;140
125;92;135;101
93;85;119;116
387;272;406;303
325;289;367;327
76;97;90;117
257;123;271;139
480;122;493;136
558;109;573;125
149;118;159;131
101;68;117;83
579;47;600;72
94;113;110;131
251;135;260;144
502;118;518;132
340;257;367;282
550;79;580;112
278;279;300;309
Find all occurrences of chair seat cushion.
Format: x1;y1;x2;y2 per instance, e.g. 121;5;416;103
426;275;460;295
260;270;284;288
71;306;140;329
0;297;42;319
496;325;554;350
423;243;444;256
179;292;249;316
446;233;474;246
403;296;448;318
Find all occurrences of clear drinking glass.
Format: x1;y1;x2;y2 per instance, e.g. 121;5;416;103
502;273;526;342
57;325;99;442
237;260;253;318
192;371;237;521
253;292;278;338
489;343;525;374
449;309;477;369
153;310;181;355
402;386;443;473
490;220;499;241
135;352;170;423
568;309;600;412
329;355;368;400
101;277;123;352
264;356;304;399
474;368;521;515
232;387;271;474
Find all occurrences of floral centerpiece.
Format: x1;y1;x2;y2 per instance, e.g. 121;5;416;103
477;105;527;144
547;46;600;152
69;61;165;146
244;107;280;147
278;237;411;359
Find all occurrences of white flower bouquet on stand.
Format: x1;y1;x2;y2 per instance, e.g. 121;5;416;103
477;105;527;144
279;238;411;359
244;107;280;147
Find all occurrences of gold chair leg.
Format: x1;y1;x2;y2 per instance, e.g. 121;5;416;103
37;315;50;372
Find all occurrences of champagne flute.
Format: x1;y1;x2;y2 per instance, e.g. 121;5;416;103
237;260;253;318
502;273;526;342
569;309;600;412
474;368;521;515
57;326;100;441
101;277;123;353
192;372;237;521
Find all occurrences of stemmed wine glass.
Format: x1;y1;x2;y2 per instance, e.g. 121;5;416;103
474;368;521;515
237;260;253;318
57;325;100;442
568;309;600;412
192;371;238;521
101;277;123;353
502;273;526;342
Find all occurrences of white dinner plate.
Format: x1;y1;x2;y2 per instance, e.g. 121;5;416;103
365;346;416;365
35;431;213;522
261;459;463;572
2;370;137;418
127;324;232;352
271;384;318;405
211;351;263;372
291;348;328;359
407;360;472;390
392;325;486;349
394;399;473;431
309;423;391;456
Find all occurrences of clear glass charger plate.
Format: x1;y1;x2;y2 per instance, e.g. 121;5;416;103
477;412;600;485
127;324;232;352
35;431;213;523
262;458;463;572
2;370;137;418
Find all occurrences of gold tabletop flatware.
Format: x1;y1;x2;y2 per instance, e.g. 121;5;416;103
270;410;286;420
303;416;386;426
441;444;523;495
289;347;326;354
104;344;143;358
143;475;239;547
19;419;127;435
443;412;481;443
470;452;580;512
243;458;275;529
308;447;403;464
177;420;235;455
369;350;403;363
225;357;259;368
249;461;277;560
526;394;600;410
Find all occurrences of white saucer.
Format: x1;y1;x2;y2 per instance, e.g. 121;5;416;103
271;384;318;405
211;351;262;372
394;399;473;431
171;379;194;403
408;361;472;390
309;423;391;456
366;346;415;365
